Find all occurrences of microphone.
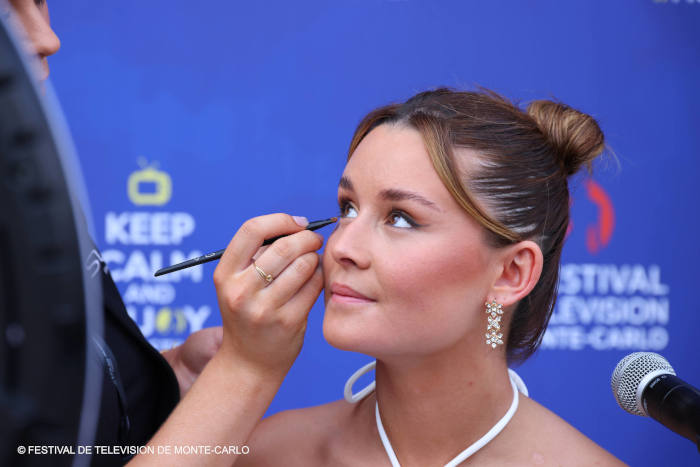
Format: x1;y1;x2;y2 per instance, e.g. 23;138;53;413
611;352;700;451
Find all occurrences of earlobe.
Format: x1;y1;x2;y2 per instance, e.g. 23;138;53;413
491;241;543;307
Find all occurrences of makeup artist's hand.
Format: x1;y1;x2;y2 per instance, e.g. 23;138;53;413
212;213;324;379
161;326;223;396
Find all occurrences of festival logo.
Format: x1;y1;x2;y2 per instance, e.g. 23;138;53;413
543;177;670;352
583;179;615;254
567;178;615;255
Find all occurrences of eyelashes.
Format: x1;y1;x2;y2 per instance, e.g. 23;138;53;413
337;198;354;218
337;197;421;229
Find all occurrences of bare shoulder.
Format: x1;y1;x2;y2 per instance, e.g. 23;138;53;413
494;395;627;466
235;399;352;467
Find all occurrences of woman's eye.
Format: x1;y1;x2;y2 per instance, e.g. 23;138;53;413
338;200;418;228
339;201;358;219
388;211;415;229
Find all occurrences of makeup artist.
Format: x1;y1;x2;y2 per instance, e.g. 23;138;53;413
7;2;329;466
4;1;225;464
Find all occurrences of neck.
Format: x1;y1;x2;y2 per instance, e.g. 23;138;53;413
371;342;513;466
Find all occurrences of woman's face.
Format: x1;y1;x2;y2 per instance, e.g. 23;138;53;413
322;124;499;359
5;0;60;81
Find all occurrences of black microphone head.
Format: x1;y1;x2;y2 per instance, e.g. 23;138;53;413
611;352;676;416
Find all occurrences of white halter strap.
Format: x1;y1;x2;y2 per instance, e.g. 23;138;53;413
344;362;528;466
343;360;377;403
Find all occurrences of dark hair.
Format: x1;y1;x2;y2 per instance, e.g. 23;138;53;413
347;87;606;362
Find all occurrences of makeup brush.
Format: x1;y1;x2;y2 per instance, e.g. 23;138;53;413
153;217;337;277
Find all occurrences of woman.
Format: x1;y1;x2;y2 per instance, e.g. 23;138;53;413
224;89;625;466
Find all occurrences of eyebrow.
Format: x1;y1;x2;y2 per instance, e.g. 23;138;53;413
338;176;442;212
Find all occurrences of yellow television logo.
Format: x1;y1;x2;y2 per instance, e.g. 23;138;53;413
127;159;172;206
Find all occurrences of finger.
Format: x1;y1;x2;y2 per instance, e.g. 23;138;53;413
251;230;323;288
227;231;321;300
202;326;223;349
280;264;324;324
261;251;320;307
251;245;271;264
217;213;308;275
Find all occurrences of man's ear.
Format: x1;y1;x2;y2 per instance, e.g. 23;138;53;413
490;240;543;306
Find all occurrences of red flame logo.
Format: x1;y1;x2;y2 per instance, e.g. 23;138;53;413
567;179;615;254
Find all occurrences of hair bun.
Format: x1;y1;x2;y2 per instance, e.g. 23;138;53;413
526;100;605;176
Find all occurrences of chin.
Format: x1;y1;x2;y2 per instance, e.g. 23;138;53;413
322;305;380;354
323;303;476;361
322;307;361;351
321;305;410;358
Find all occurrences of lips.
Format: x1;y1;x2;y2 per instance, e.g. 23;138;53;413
330;283;375;303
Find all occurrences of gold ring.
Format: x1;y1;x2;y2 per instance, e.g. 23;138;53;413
254;262;274;284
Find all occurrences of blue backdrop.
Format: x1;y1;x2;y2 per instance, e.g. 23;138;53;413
47;1;700;465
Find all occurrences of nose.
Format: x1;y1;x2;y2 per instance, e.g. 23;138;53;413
35;25;59;80
10;2;61;80
327;218;372;270
34;20;61;59
36;30;60;59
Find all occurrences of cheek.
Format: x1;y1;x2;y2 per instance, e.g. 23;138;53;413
365;241;489;353
321;237;334;278
379;239;488;317
321;239;336;299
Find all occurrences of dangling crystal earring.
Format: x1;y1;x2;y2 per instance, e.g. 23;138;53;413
485;300;504;349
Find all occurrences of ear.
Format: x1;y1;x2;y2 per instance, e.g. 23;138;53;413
490;240;543;307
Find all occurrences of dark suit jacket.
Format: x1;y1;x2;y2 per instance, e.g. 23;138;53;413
92;268;179;466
